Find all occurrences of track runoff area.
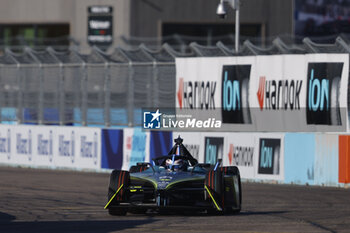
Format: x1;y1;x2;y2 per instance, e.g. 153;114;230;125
0;166;349;233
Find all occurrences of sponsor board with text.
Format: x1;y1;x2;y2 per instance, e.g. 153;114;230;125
176;54;348;131
123;128;150;170
223;133;255;179
255;134;284;181
0;125;12;163
204;136;224;165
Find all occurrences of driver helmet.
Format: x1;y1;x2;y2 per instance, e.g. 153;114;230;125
165;158;187;171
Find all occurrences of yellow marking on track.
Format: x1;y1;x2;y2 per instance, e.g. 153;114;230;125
205;185;222;211
104;184;124;209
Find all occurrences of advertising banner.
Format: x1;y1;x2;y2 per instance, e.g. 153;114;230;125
12;125;34;165
122;128;150;170
305;54;348;132
73;127;101;169
204;136;224;165
101;129;123;169
32;126;55;167
149;131;173;160
55;127;77;168
0;125;101;170
223;133;256;179
255;133;284;181
0;125;13;164
175;54;349;132
251;55;307;131
339;135;350;184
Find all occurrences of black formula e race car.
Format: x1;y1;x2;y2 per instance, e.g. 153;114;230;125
104;136;242;215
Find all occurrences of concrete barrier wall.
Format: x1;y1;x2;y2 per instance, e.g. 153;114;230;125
284;133;315;185
314;134;339;186
0;125;349;187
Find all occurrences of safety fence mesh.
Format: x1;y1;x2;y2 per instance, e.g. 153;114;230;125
0;35;350;126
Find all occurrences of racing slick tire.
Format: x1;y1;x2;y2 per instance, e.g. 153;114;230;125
107;170;129;216
221;166;242;214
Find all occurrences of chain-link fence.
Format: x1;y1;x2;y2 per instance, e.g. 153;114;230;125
1;35;350;126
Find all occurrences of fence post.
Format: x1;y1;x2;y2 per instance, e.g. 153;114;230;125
0;66;2;123
104;62;110;127
153;60;159;108
81;63;87;126
17;64;23;124
59;63;64;126
38;64;44;125
128;61;134;126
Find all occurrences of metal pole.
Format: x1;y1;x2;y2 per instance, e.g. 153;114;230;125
235;0;240;53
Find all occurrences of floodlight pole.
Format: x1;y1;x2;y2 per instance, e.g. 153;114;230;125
234;1;240;53
227;0;240;53
220;0;240;53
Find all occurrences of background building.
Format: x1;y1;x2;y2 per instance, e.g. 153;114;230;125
0;0;294;49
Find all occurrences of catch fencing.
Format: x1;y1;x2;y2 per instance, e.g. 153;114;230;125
0;45;177;126
1;35;350;126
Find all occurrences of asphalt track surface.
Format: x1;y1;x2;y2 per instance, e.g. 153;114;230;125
0;167;350;233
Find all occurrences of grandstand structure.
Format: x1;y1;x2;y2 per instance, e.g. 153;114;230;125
0;35;349;127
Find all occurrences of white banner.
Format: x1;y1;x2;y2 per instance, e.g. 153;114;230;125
0;125;12;164
223;133;256;179
0;125;101;170
176;54;349;132
73;127;101;169
13;125;34;165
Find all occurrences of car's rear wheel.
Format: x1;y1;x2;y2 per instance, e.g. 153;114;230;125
221;166;242;214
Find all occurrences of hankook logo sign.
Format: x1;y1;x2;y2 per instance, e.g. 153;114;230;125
177;78;217;110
